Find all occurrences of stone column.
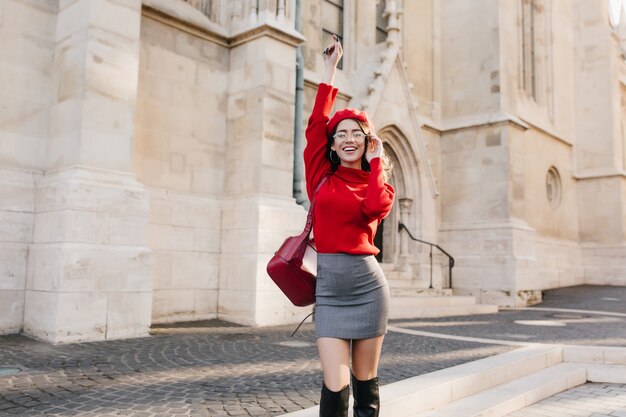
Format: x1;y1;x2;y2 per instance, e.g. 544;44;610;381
24;0;153;344
218;3;308;326
0;0;56;334
398;198;413;262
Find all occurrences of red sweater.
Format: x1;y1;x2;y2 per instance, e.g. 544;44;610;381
304;83;395;255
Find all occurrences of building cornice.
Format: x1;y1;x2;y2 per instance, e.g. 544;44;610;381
142;0;305;49
574;168;626;180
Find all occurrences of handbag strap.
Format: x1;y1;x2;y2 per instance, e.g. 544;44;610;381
304;175;329;233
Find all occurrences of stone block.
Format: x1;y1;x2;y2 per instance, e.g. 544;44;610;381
171;251;218;289
153;250;173;289
80;128;134;171
138;73;171;103
586;365;626;383
259;229;299;255
260;167;293;196
55;0;89;41
255;289;309;326
191;166;224;195
450;367;507;401
151;288;196;323
258;204;306;231
24;290;108;344
47;98;82;154
0;170;37;211
28;243;152;293
0;289;23;334
562;346;604;364
147;187;172;225
217;289;256;325
0;211;33;242
4;0;56;38
109;214;148;246
58;0;81;11
221;200;260;230
105;291;151;340
1;65;50;106
33;209;109;244
196;62;228;93
220;229;259;254
36;168;149;217
193;228;221;252
219;253;257;291
148;224;195;251
89;0;141;41
262;138;294;171
0;30;53;71
193;289;218;319
170;193;220;229
0;243;28;290
602;347;626;365
147;45;197;82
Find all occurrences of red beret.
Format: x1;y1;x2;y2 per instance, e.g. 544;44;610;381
326;108;371;136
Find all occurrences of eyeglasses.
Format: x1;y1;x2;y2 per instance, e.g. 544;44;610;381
333;131;367;142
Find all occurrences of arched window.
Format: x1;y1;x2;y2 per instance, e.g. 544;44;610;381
519;0;553;109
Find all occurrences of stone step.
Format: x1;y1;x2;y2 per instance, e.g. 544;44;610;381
383;270;413;280
388;286;453;296
413;363;586;417
388;294;498;319
389;303;498;320
281;345;564;417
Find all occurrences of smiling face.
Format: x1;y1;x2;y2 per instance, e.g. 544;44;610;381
331;119;368;169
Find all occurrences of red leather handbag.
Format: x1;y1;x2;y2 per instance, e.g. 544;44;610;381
267;176;329;307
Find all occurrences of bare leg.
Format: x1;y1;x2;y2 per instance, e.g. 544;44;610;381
351;335;384;380
351;335;385;417
317;337;351;391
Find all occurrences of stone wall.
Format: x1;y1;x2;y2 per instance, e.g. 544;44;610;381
134;15;227;323
0;0;56;334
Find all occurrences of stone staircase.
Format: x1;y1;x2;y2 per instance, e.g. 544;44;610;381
282;344;626;417
381;263;498;319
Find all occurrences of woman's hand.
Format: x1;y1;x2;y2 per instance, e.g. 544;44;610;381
366;135;383;163
323;34;343;68
321;35;343;85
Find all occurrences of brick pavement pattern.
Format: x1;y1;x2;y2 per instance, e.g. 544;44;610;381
0;321;510;417
505;383;626;417
0;285;623;417
394;285;626;347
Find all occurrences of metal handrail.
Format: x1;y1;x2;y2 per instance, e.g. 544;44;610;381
398;222;455;289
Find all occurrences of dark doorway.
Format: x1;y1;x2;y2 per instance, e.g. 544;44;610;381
374;219;384;262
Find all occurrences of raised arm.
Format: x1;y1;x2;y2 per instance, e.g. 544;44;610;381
304;35;343;199
362;136;395;220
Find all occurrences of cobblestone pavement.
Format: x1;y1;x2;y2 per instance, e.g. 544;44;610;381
505;383;626;417
0;320;510;416
394;285;626;347
0;285;623;417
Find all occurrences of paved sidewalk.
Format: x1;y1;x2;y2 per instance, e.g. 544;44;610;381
0;285;624;417
0;319;510;416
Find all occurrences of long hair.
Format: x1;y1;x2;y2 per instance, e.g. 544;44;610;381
326;119;393;181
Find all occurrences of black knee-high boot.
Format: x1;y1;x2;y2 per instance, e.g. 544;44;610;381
319;383;349;417
351;375;380;417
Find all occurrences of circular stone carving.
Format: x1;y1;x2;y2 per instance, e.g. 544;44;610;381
546;167;562;209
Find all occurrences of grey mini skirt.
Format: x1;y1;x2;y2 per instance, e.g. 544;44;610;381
315;253;390;340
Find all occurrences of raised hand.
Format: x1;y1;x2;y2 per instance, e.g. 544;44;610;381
323;34;343;72
366;135;383;163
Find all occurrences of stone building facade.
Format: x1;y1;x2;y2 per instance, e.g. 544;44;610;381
1;0;625;344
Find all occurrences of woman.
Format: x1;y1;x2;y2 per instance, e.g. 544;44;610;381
304;34;395;417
